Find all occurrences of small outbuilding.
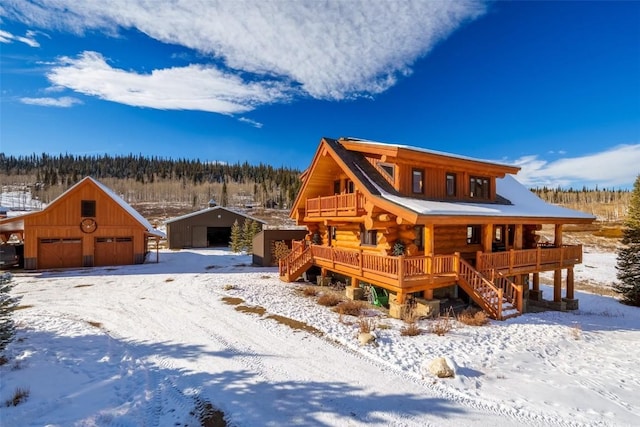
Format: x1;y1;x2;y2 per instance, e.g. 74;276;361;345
166;206;266;249
252;228;308;266
0;176;164;270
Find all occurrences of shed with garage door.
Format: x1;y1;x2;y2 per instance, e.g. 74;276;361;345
165;206;266;249
0;176;164;270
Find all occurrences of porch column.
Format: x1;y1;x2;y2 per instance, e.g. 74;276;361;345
423;289;434;300
529;272;543;301
483;224;494;252
554;224;563;247
553;269;562;302
514;224;523;250
566;268;575;299
423;224;434;255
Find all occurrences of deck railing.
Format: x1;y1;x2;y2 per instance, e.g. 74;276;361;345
305;191;366;217
306;244;457;287
476;245;582;274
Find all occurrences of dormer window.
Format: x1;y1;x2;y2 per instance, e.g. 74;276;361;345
378;162;395;180
469;176;489;199
412;169;424;194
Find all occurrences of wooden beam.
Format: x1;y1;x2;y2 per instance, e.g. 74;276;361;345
567;268;574;299
482;224;494;253
514;224;523;250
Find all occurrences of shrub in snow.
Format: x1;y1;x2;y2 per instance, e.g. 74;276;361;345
615;174;640;306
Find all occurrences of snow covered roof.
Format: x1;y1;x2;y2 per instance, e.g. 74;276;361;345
359;165;594;220
342;137;518;170
165;205;267;225
83;177;165;238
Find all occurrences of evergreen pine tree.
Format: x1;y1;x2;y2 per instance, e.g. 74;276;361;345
229;220;242;252
221;181;229;207
241;219;253;252
615;175;640;306
0;273;20;354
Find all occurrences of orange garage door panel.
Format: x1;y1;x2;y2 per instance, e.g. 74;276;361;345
38;238;83;269
95;237;133;266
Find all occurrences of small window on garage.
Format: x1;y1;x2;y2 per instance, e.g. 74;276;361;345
81;200;96;217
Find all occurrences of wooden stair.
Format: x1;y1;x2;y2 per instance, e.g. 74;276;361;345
457;259;522;320
279;247;313;282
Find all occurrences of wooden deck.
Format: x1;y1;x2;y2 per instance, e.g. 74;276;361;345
476;244;582;274
279;242;583;320
305;191;366;217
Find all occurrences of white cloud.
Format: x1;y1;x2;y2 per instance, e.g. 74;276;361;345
511;144;640;189
47;51;293;114
238;117;263;129
19;96;82;107
1;0;485;110
0;28;39;47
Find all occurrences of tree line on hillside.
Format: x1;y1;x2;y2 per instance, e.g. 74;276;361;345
0;153;302;209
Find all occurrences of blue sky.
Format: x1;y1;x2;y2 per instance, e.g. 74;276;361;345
1;0;638;189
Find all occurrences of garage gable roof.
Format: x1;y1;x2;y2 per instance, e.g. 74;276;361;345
165;206;267;225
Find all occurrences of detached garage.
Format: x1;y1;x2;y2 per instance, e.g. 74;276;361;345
0;176;164;270
166;206;266;249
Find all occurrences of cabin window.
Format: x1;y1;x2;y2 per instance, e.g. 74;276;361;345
360;225;377;246
378;162;395;180
412;169;424;194
414;225;424;251
328;226;337;245
469;176;490;199
446;173;457;197
333;180;341;194
494;227;502;242
81;200;96;217
467;225;481;245
346;179;355;193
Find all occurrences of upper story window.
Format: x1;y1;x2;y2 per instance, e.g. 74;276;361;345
346;179;355;194
81;200;96;217
333;180;341;194
412;169;424;194
469;176;490;199
360;225;377;246
446;173;457;197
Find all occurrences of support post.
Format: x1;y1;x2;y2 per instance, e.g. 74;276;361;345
423;289;434;300
566;268;574;299
553;269;562;302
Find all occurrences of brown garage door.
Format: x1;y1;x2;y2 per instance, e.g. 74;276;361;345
38;238;83;269
95;237;133;266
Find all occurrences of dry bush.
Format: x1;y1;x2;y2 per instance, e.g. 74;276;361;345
301;286;319;297
334;300;365;317
164;277;175;282
377;323;392;330
427;310;455;336
357;316;377;334
0;355;8;366
400;322;422;336
457;308;489;326
223;284;235;291
317;292;342;307
5;387;29;407
570;322;582;340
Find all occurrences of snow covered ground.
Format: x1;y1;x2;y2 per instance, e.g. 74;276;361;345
1;249;638;426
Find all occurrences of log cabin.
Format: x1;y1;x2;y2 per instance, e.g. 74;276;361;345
0;176;164;270
279;137;596;320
